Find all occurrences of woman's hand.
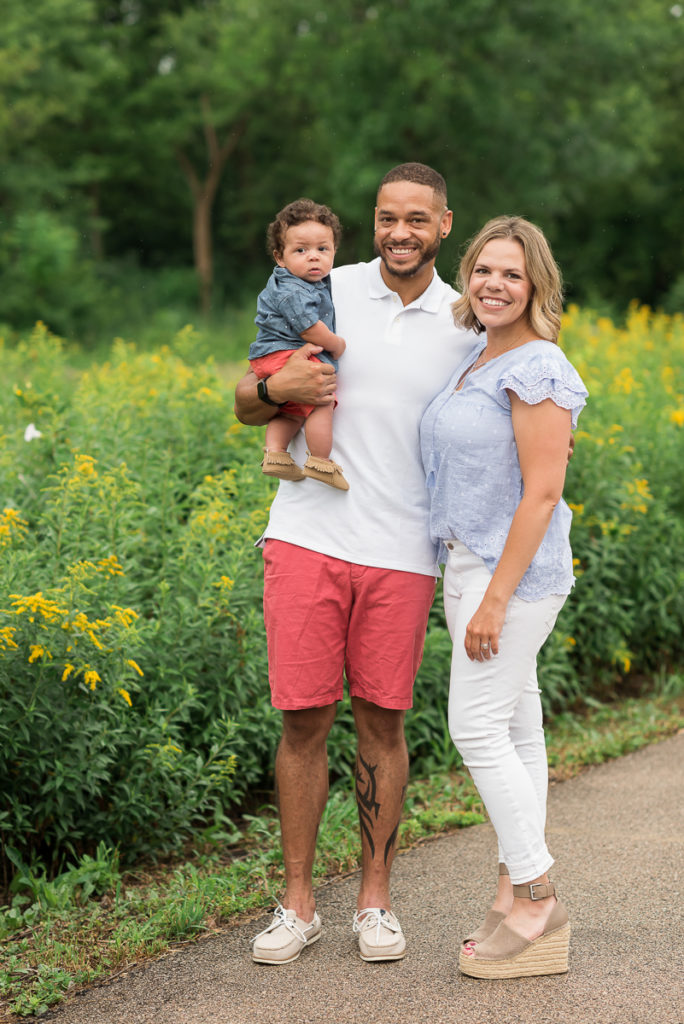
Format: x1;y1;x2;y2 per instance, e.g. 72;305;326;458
464;597;506;661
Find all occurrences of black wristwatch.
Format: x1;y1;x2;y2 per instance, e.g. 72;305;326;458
257;376;285;407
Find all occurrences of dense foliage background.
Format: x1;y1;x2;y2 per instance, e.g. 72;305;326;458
2;0;684;340
1;309;683;886
2;0;683;896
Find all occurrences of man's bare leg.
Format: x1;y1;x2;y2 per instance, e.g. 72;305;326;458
276;703;337;922
351;697;408;912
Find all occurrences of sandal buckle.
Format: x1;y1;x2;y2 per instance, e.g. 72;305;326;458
528;883;546;900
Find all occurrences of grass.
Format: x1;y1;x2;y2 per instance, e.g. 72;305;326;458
1;686;683;1020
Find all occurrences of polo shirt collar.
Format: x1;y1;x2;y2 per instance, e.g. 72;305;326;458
366;257;445;313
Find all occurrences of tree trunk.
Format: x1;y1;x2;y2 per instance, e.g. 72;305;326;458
193;189;213;317
89;183;104;260
176;97;246;315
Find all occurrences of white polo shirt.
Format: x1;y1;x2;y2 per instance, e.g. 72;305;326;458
263;258;476;576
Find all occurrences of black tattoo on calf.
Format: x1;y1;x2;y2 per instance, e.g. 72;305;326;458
355;754;381;858
383;783;407;865
384;824;399;865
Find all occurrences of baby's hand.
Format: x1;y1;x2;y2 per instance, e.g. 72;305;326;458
299;321;345;360
328;334;346;359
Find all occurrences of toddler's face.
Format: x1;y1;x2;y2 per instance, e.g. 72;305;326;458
275;221;336;283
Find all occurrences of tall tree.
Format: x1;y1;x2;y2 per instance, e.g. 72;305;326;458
120;0;321;313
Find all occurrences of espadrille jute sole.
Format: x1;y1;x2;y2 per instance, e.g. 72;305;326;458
459;921;570;979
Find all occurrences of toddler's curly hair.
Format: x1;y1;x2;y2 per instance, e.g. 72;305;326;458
267;198;342;258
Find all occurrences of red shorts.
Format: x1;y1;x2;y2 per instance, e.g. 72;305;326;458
250;350;336;418
262;540;436;711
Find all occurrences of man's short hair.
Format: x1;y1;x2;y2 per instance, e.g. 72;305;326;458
378;163;448;206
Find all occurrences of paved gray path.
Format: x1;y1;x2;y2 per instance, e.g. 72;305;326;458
45;733;684;1024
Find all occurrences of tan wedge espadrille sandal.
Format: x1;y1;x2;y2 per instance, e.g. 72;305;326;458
302;453;349;490
459;882;570;979
461;863;510;948
261;449;306;482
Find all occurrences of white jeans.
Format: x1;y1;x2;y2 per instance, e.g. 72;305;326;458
443;540;566;884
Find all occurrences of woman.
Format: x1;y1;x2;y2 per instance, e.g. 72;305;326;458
420;216;587;979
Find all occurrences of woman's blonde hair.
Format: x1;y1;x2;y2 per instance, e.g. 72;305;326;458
452;216;563;342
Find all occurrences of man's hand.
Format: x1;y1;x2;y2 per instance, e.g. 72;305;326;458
234;344;337;425
266;344;337;405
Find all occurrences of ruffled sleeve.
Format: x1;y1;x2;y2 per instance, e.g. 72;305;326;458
496;346;588;428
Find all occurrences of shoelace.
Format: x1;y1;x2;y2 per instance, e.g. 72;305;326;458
252;903;310;945
352;908;399;944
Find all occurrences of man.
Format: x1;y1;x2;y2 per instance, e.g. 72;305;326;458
234;163;475;964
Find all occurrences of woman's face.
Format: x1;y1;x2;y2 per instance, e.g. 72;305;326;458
468;238;533;334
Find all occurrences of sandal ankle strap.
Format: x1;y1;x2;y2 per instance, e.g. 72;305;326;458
512;881;556;900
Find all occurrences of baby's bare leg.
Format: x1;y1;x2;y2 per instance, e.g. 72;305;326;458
265;413;305;451
304;404;334;459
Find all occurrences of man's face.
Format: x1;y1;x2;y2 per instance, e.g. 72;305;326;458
374;182;452;279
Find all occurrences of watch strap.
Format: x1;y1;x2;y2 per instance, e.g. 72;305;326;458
257;376;284;407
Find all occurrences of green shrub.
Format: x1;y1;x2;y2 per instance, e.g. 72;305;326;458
1;305;683;886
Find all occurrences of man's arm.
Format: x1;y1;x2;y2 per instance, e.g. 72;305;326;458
233;343;337;426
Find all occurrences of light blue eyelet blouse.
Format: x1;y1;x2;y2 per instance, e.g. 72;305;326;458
420;338;588;600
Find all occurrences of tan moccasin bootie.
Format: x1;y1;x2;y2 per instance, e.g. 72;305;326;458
302;453;349;490
261;449;306;482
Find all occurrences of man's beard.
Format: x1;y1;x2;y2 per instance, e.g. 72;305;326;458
373;234;441;278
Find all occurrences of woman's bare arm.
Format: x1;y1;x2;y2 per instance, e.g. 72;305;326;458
463;394;572;660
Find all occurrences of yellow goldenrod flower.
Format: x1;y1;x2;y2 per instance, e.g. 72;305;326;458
10;592;68;622
0;626;19;650
0;508;29;548
111;606;138;627
127;658;144;677
118;688;133;707
612;368;637;394
62;663;75;681
84;669;101;690
29;644;46;663
214;575;234;591
97;555;125;576
568;502;584;515
75;454;97;476
670;408;684;427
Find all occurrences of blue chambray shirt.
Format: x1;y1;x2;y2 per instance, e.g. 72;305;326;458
248;267;338;368
420;338;588;600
